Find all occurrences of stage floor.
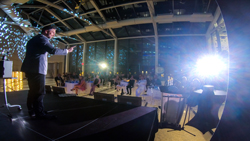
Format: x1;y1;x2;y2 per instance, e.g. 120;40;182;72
0;78;225;141
0;90;158;141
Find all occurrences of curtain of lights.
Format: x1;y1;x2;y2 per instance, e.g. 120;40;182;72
0;22;60;62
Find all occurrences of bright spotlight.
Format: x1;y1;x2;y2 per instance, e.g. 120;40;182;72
99;63;107;69
196;55;227;76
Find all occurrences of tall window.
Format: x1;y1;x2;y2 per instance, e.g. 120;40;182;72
106;41;114;72
85;41;114;74
117;38;155;74
69;44;83;73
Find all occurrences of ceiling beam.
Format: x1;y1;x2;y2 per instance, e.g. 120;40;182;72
90;0;117;38
206;6;221;36
146;0;158;37
36;0;115;38
17;5;45;8
63;13;213;36
25;0;152;30
22;11;44;26
28;0;62;15
99;1;146;11
67;33;206;45
44;8;86;43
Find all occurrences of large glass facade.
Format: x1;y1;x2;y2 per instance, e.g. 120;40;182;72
117;38;155;75
159;36;207;76
85;41;114;74
69;44;83;73
69;36;206;76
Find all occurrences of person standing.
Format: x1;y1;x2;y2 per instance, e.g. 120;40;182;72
54;73;65;86
21;25;75;119
89;74;101;96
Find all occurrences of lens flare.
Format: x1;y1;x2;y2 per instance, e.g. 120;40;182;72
99;63;107;69
196;55;226;76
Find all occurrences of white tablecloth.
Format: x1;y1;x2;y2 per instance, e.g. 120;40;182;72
65;82;78;94
145;87;161;105
120;81;129;86
136;80;147;96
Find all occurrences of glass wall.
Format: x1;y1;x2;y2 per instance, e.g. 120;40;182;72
69;44;83;73
117;38;155;75
85;41;114;74
71;36;207;77
159;36;207;76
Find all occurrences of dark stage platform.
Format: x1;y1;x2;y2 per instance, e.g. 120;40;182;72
0;91;158;141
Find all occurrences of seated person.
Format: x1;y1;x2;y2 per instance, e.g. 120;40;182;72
151;75;161;86
55;74;65;86
71;76;86;95
107;74;115;87
126;75;135;95
72;72;78;79
114;75;121;90
89;75;101;96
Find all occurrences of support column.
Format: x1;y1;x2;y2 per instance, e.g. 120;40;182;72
155;36;159;75
65;45;70;73
53;63;57;78
82;42;86;76
114;39;118;74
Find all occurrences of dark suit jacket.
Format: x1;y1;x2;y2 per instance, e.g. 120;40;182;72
21;34;67;75
55;76;65;86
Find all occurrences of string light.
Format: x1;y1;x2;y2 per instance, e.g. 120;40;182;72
0;23;60;62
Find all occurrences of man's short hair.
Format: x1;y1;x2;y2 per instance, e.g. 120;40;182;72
42;25;56;33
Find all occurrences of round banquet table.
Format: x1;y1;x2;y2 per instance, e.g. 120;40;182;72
65;82;78;94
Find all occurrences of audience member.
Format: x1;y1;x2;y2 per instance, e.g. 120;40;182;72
126;75;135;95
151;75;161;86
71;76;86;95
114;75;121;90
55;74;65;86
89;74;101;96
72;72;78;79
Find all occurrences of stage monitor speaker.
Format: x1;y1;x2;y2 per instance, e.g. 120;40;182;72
94;92;114;102
52;86;66;94
45;85;52;93
0;61;13;78
117;95;142;107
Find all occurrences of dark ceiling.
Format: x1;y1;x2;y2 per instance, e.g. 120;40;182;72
14;0;217;44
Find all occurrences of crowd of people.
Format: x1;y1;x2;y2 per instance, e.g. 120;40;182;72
54;71;226;108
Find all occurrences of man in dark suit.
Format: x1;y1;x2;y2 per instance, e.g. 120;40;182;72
55;73;65;86
21;25;75;119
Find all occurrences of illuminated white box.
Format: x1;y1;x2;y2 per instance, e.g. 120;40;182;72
0;61;13;78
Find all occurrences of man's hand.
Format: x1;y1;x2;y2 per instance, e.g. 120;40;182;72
67;46;76;53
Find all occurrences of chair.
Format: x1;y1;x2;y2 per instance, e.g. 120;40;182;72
52;86;66;94
45;85;52;93
117;95;142;106
94;92;114;102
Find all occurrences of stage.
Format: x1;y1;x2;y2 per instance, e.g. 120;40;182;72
0;91;158;141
